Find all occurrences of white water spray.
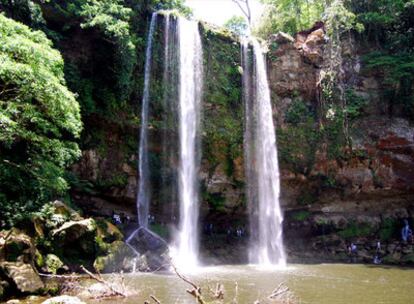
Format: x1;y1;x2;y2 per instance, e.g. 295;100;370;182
243;39;286;267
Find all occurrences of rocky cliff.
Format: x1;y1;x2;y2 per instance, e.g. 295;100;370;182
58;13;414;264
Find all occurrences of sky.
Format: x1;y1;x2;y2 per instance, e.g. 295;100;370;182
185;0;264;26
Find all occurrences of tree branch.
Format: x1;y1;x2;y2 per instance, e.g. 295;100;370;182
232;0;252;25
80;265;127;298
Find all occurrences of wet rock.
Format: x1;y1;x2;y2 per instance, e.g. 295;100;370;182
93;241;135;273
51;201;83;221
52;219;96;256
42;295;86;304
126;227;170;271
0;262;44;293
271;32;294;44
52;218;96;241
0;229;36;264
44;254;64;275
0;280;8;299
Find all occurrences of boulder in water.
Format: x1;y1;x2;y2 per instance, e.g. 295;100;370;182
126;227;170;271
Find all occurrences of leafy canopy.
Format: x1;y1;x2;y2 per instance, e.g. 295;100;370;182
0;14;82;226
224;16;249;36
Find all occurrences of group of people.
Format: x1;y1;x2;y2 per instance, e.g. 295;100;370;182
346;219;413;265
111;211;131;225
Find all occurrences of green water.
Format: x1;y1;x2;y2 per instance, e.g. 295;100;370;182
83;264;413;304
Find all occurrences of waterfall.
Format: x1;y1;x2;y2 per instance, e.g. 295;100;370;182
242;39;286;267
137;13;157;229
172;17;203;269
160;14;179;222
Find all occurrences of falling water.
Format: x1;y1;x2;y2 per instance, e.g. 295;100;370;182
160;14;179;222
242;39;286;267
137;13;157;228
173;17;203;270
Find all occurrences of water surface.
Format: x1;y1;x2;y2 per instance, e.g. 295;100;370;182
86;264;414;304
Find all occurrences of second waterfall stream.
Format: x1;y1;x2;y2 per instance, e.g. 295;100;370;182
242;39;286;267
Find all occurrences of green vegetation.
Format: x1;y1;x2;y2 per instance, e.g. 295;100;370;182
201;24;243;172
224;15;249;36
278;99;319;173
0;15;82;227
291;210;311;221
378;218;398;241
254;0;325;37
338;221;375;239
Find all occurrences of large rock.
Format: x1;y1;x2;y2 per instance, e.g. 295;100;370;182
93;241;135;273
0;229;36;264
126;227;170;271
52;219;96;257
0;262;44;293
52;219;96;242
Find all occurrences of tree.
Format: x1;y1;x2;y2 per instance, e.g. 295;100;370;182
0;15;82;226
232;0;252;25
254;0;325;37
224;15;249;36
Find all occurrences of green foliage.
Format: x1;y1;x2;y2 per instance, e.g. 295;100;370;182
0;15;82;227
323;0;364;36
0;0;46;29
255;0;325;37
205;192;227;212
338;221;374;239
291;210;311;221
224;15;249;36
53;0;137;104
278;99;319;173
378;218;398;241
285;99;311;124
201;24;243;168
151;0;193;17
364;52;414;118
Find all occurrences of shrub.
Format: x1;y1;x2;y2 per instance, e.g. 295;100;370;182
0;15;82;227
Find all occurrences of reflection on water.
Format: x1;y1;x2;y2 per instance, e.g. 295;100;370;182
82;264;414;304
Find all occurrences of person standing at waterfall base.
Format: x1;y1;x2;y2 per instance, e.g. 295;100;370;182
401;220;412;243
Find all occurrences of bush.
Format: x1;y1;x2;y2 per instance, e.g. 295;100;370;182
0;15;82;227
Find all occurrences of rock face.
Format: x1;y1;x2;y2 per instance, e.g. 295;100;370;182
42;12;412;265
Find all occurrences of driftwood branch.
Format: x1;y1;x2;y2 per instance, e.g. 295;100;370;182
171;264;205;304
268;282;289;299
39;273;84;279
150;295;162;304
232;282;239;304
80;265;127;298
